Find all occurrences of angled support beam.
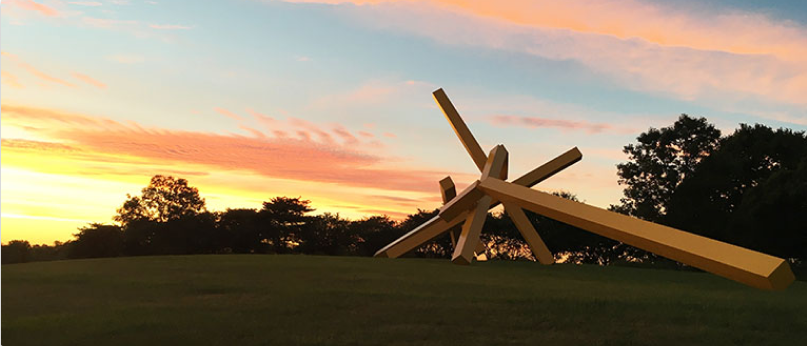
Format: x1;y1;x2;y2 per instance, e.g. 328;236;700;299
503;202;554;265
374;148;582;259
452;195;493;265
451;146;508;265
478;177;795;290
439;180;484;222
433;88;488;171
513;147;581;187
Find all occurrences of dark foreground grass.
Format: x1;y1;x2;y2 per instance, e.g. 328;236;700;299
3;255;806;346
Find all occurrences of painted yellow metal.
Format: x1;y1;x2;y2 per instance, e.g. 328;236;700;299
373;146;581;258
503;201;554;265
439;180;484;222
512;147;582;187
451;146;508;264
433;88;487;172
439;176;460;248
452;195;493;265
478;177;795;290
376;88;794;290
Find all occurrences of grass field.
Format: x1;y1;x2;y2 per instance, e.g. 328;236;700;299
3;255;806;345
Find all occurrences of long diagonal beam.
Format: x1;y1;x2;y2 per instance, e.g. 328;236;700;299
373;147;582;259
433;88;487;172
477;177;795;290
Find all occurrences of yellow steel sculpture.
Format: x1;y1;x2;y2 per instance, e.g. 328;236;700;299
375;88;795;290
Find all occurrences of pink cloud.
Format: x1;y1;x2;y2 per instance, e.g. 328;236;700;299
383;132;397;138
72;72;107;89
490;115;634;134
290;117;335;144
238;125;267;139
358;131;374;138
332;125;359;145
213;107;243;121
7;0;59;17
2;105;453;193
3;52;75;87
285;0;807;111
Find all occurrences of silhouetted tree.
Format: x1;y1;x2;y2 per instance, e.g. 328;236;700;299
259;197;314;253
395;209;455;258
218;208;263;253
68;224;124;259
614;114;721;222
350;215;402;257
666;124;807;260
298;213;356;255
115;175;206;225
2;240;31;264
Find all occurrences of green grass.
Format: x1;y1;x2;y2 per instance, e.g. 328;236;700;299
3;255;806;345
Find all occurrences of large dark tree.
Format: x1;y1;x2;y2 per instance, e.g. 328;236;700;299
115;175;206;225
665;124;807;260
218;208;263;253
614;114;721;222
68;224;124;259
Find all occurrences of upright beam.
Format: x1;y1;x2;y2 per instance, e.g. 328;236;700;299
439;176;460;248
478;177;795;290
451;146;508;265
374;148;582;258
503;202;554;265
433;88;487;172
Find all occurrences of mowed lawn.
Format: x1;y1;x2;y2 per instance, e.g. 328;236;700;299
3;255;806;346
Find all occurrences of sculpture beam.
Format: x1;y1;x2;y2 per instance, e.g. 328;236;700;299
374;148;582;258
450;146;508;264
478;177;795;290
433;88;488;172
439;176;461;248
503;201;554;265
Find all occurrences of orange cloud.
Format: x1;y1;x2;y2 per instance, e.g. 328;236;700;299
1;71;24;89
213;107;243;121
72;72;107;89
7;0;59;17
283;0;807;112
288;0;807;61
1;105;449;194
2;51;75;87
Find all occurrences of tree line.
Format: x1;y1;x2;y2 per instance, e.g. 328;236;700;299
4;115;806;270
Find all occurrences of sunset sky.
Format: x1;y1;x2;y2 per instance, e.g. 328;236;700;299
2;0;807;245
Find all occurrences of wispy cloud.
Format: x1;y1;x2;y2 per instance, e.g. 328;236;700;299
490;115;631;134
72;72;107;89
7;0;60;17
1;71;24;89
1;105;448;193
213;107;244;121
283;0;807;117
2;51;75;87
